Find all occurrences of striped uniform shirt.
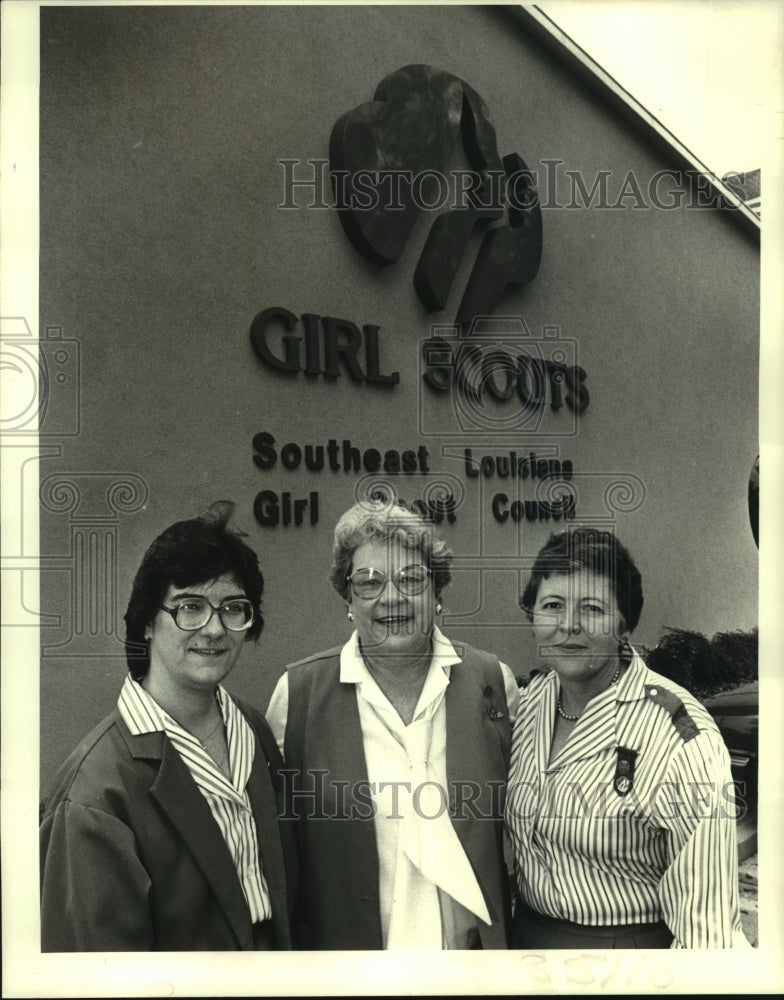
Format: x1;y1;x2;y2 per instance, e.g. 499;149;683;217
505;653;747;948
118;674;272;922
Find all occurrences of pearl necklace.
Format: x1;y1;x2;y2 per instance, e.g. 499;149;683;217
556;664;622;722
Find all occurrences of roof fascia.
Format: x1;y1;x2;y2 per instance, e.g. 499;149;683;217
504;4;761;243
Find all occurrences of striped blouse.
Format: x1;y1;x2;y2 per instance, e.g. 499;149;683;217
505;653;747;948
118;674;272;922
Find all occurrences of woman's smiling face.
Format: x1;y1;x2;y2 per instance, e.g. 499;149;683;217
530;570;626;682
347;538;434;660
145;573;247;695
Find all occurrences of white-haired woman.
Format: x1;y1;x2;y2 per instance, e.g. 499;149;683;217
267;498;519;950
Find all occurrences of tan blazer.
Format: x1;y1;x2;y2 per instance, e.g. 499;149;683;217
40;698;297;951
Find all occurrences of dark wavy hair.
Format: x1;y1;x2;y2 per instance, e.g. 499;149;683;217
124;501;263;677
329;498;452;601
519;528;643;633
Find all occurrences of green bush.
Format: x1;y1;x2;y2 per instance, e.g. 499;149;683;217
645;626;757;700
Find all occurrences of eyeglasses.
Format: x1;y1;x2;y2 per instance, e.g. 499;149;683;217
160;597;254;632
347;565;431;600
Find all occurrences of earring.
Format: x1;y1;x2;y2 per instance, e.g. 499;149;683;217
347;609;354;621
436;602;442;614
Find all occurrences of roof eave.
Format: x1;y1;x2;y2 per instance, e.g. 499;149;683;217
505;4;761;243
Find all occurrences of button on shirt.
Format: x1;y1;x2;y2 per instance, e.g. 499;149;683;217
267;627;520;949
505;653;747;948
118;674;272;922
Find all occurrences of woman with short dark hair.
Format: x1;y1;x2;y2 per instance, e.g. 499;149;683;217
506;527;747;948
40;503;296;951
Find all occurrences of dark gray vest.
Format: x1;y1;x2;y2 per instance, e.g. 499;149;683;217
284;643;513;949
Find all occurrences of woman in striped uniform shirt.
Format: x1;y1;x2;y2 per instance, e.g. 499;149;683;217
39;503;297;950
505;528;747;949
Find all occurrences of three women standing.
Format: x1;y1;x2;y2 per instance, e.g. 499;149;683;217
41;499;747;952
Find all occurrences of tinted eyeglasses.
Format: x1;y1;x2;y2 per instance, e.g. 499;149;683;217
160;597;254;632
347;565;431;600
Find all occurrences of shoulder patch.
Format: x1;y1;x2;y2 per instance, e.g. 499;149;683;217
644;683;700;743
